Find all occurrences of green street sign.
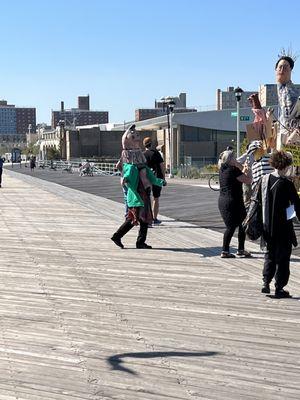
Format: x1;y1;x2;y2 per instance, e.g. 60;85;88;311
240;116;250;121
231;112;237;117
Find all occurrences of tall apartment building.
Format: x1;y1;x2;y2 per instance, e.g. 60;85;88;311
51;96;108;128
78;95;90;110
259;83;300;107
135;92;197;121
0;100;36;140
217;84;300;110
216;87;257;110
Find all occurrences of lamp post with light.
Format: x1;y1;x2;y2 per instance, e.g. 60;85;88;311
161;98;175;178
58;120;65;160
234;86;244;158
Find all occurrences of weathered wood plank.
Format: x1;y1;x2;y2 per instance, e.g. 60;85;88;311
0;170;299;400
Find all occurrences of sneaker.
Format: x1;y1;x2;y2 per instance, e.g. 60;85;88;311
261;283;270;294
236;250;252;258
111;236;124;249
153;219;162;225
220;251;235;258
275;289;291;298
136;243;152;249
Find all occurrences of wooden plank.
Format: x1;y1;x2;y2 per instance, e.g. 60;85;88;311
0;170;299;400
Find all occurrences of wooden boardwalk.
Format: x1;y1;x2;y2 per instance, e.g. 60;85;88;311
0;169;299;400
5;165;300;255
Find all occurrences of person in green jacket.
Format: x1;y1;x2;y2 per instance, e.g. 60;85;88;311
111;125;166;249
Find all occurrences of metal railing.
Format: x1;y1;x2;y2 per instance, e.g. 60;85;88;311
37;160;120;176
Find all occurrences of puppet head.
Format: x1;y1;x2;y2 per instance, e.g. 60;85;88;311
275;48;297;84
122;124;141;150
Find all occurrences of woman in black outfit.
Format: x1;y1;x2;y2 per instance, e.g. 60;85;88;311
218;150;252;258
260;150;300;298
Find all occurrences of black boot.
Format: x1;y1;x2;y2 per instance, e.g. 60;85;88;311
111;235;124;249
136;243;152;249
275;288;291;298
111;220;134;249
261;282;270;294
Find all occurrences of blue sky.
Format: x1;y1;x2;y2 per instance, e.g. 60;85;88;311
1;0;300;124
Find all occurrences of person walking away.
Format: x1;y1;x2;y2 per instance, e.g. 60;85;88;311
30;156;36;172
218;149;252;258
0;157;5;187
260;150;300;298
143;137;165;225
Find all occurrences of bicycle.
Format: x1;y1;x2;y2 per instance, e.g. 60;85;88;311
208;174;220;191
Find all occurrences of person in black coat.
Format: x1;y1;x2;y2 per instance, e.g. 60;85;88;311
218;149;252;258
260;150;300;298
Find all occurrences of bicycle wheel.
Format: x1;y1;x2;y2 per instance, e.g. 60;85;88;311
208;175;220;191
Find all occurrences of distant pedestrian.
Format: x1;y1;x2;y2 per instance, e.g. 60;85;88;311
143;137;165;225
0;157;5;187
30;157;36;172
218;149;252;258
260;150;300;298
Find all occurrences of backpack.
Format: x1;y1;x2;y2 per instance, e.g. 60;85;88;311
242;181;263;241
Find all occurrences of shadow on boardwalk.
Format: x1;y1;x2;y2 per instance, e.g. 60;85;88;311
107;351;219;375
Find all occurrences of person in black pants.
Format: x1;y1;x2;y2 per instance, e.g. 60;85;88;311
111;125;165;249
218;149;252;258
0;157;4;187
260;150;300;298
111;216;149;249
143;137;165;225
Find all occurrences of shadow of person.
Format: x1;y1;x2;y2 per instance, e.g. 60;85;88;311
153;247;222;257
107;350;219;375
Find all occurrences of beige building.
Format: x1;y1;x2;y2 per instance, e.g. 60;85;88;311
259;83;300;107
216;87;257;110
218;84;300;110
38;123;156;162
135;92;197;121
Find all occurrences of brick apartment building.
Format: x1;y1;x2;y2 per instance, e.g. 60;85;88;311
0;100;36;141
135;92;197;121
51;95;109;128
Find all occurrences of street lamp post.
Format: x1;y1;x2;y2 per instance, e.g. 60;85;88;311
161;98;175;178
58;120;65;160
234;86;244;158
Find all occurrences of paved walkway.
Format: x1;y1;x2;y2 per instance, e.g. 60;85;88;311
0;170;300;400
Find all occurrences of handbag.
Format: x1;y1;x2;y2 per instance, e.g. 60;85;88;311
242;182;263;241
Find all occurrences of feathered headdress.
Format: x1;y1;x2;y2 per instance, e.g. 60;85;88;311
276;46;298;70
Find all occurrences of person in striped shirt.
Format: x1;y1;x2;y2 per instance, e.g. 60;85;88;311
251;143;274;190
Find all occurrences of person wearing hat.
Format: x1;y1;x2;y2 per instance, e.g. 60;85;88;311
143;136;165;225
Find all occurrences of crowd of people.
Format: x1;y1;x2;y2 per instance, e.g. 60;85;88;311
111;53;300;299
